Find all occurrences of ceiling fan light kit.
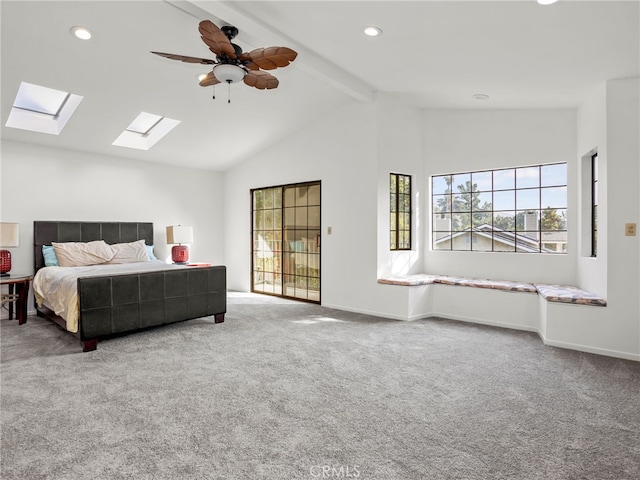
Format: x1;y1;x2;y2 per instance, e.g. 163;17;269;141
213;64;246;84
151;20;297;102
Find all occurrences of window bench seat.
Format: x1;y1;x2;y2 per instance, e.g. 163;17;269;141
533;283;607;307
373;274;631;359
378;274;538;293
377;274;606;306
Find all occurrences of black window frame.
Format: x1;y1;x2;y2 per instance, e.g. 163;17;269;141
390;173;412;251
431;163;567;254
591;153;598;257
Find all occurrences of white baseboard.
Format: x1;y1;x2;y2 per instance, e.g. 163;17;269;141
536;331;640;362
428;311;539;333
320;303;413;321
321;302;639;362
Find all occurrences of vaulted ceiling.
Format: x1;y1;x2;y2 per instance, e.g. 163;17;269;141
2;1;638;171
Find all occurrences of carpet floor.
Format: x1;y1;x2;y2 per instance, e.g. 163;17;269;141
1;292;639;480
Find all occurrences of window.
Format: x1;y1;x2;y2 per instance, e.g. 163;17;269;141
591;153;598;257
390;173;412;250
252;181;321;303
112;111;180;151
5;82;83;135
432;163;567;253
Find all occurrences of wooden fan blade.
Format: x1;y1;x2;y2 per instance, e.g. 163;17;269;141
243;70;279;90
199;71;220;87
240;47;297;71
198;20;236;59
151;51;215;65
243;61;260;71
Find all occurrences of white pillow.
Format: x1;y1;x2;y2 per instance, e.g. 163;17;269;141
52;240;116;267
107;239;150;264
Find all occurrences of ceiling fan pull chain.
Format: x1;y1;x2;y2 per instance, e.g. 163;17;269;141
212;85;216;100
227;80;232;103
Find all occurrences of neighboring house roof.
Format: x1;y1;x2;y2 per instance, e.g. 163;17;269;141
434;224;563;253
541;231;568;242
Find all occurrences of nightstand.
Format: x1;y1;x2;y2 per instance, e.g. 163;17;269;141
1;274;33;325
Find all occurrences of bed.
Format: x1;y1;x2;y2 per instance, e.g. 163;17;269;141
33;221;226;352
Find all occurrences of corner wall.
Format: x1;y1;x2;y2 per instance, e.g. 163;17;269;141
576;84;607;296
376;93;424;277
545;77;639;359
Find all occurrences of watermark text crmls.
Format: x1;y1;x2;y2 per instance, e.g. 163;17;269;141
309;464;361;478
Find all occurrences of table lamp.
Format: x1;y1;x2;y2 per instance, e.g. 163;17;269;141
0;223;19;277
166;225;193;264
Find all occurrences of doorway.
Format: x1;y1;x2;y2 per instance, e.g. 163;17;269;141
251;181;321;303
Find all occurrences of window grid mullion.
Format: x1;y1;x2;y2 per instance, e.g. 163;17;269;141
432;163;566;254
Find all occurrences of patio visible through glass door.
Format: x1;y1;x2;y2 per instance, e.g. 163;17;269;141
252;181;320;303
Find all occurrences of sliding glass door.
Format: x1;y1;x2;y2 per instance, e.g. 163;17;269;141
252;181;320;303
252;186;283;296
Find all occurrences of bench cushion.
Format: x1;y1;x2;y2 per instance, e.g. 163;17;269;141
377;274;437;286
378;274;607;306
378;274;537;293
432;275;537;293
535;284;607;307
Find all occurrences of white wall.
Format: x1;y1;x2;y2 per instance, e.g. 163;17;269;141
376;93;425;277
422;109;578;285
223;100;384;314
576;84;607;296
0;140;225;277
550;77;639;359
600;78;639;355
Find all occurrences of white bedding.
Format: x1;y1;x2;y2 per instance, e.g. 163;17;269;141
33;261;187;333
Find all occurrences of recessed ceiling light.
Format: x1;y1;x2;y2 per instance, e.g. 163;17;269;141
197;73;208;82
363;26;382;37
70;26;92;40
537;0;558;5
473;94;490;100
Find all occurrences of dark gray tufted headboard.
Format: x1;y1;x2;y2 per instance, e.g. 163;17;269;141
34;221;154;272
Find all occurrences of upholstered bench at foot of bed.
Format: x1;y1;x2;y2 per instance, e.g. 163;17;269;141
77;267;227;351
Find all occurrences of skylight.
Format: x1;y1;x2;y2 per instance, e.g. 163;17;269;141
125;112;164;135
112;112;180;151
5;82;83;135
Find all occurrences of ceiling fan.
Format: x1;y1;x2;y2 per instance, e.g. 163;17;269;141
151;20;298;101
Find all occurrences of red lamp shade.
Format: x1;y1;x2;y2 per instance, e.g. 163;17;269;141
0;250;11;275
171;245;189;264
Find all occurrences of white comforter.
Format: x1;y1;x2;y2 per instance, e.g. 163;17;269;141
33;261;187;333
